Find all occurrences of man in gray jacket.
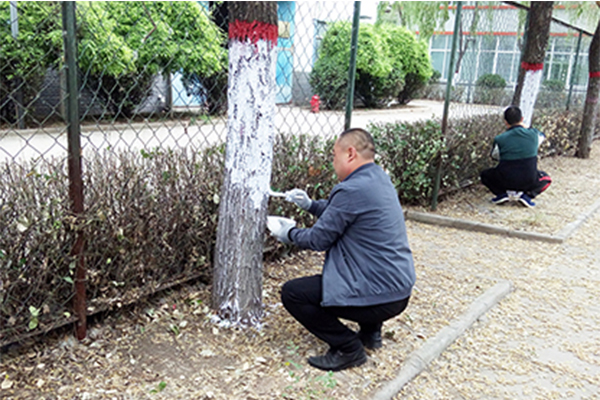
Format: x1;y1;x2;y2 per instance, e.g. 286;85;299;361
268;128;415;371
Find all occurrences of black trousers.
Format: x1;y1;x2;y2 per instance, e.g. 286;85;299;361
281;275;410;353
480;168;551;198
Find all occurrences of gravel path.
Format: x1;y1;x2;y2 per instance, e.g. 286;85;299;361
1;143;599;399
391;141;600;399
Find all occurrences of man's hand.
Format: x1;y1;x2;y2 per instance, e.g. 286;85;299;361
267;216;296;244
285;189;312;210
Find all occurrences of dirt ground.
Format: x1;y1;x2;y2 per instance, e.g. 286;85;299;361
1;143;600;399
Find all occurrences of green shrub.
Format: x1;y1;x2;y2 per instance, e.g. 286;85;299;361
310;22;432;109
536;80;566;109
429;70;442;84
542;79;565;92
2;108;594;343
475;74;507;89
473;74;509;105
379;25;433;105
369;108;594;205
371;119;445;204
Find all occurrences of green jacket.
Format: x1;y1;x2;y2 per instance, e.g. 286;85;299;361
493;125;542;161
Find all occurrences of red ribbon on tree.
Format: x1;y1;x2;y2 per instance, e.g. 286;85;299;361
589;71;600;78
521;62;544;71
229;19;278;46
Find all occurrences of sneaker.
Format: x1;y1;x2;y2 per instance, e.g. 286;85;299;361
518;193;536;208
491;193;509;204
307;347;367;371
507;190;523;202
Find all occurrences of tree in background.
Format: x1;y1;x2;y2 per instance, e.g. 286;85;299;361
0;2;62;125
376;1;450;41
576;2;600;158
211;2;278;327
511;2;553;127
0;2;225;122
79;2;225;118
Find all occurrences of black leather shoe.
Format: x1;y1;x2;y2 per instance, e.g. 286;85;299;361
359;331;382;350
307;347;367;371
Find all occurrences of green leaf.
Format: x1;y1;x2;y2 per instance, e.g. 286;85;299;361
63;277;74;284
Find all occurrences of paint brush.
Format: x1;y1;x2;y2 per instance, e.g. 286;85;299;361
269;190;287;198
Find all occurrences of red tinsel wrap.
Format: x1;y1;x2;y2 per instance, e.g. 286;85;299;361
589;71;600;78
521;62;544;71
229;19;278;46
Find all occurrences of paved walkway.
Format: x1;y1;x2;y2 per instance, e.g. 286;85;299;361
370;145;600;399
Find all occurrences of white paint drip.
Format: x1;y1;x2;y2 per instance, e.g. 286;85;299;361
520;69;543;127
225;39;277;210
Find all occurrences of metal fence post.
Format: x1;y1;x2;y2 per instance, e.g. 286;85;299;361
566;31;583;111
344;1;361;131
62;1;87;341
432;1;462;211
9;1;25;129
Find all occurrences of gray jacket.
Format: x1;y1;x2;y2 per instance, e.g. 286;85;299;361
289;163;415;307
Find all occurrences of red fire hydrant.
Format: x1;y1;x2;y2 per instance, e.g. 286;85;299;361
310;95;320;113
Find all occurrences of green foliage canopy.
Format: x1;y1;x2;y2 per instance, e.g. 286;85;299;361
0;2;62;79
1;1;226;120
78;1;225;78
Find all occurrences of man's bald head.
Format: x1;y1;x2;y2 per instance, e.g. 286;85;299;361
338;128;376;160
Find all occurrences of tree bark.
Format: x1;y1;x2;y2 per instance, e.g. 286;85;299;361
512;1;553;127
212;2;278;326
577;16;600;159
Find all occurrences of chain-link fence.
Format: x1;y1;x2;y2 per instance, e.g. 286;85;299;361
423;1;593;118
0;1;364;346
1;1;594;346
416;1;594;207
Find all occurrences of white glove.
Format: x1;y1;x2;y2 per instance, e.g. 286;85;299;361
285;189;312;210
266;216;296;244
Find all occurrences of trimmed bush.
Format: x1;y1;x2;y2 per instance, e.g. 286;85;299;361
378;25;433;105
0;132;335;343
536;79;567;109
475;74;507;89
370;108;597;205
2;108;596;343
310;22;432;110
473;73;509;105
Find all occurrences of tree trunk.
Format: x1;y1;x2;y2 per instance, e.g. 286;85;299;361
212;2;278;327
512;1;553;127
577;16;600;159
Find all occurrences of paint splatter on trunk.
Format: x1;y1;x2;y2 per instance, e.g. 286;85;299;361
212;15;278;327
520;69;543;127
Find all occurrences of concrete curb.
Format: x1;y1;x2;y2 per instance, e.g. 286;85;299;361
370;280;513;400
405;210;563;243
555;198;600;239
405;198;600;243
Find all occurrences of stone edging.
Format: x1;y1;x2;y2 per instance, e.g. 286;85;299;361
370;280;513;400
404;197;600;243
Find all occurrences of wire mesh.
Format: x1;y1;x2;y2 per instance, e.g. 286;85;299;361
0;1;359;346
427;2;593;121
0;1;594;346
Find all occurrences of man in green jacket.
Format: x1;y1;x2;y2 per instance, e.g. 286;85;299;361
480;106;552;207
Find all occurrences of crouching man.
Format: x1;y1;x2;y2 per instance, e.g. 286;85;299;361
268;128;415;371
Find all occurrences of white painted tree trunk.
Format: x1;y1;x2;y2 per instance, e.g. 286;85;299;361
212;34;277;326
511;2;553;126
519;69;543;127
